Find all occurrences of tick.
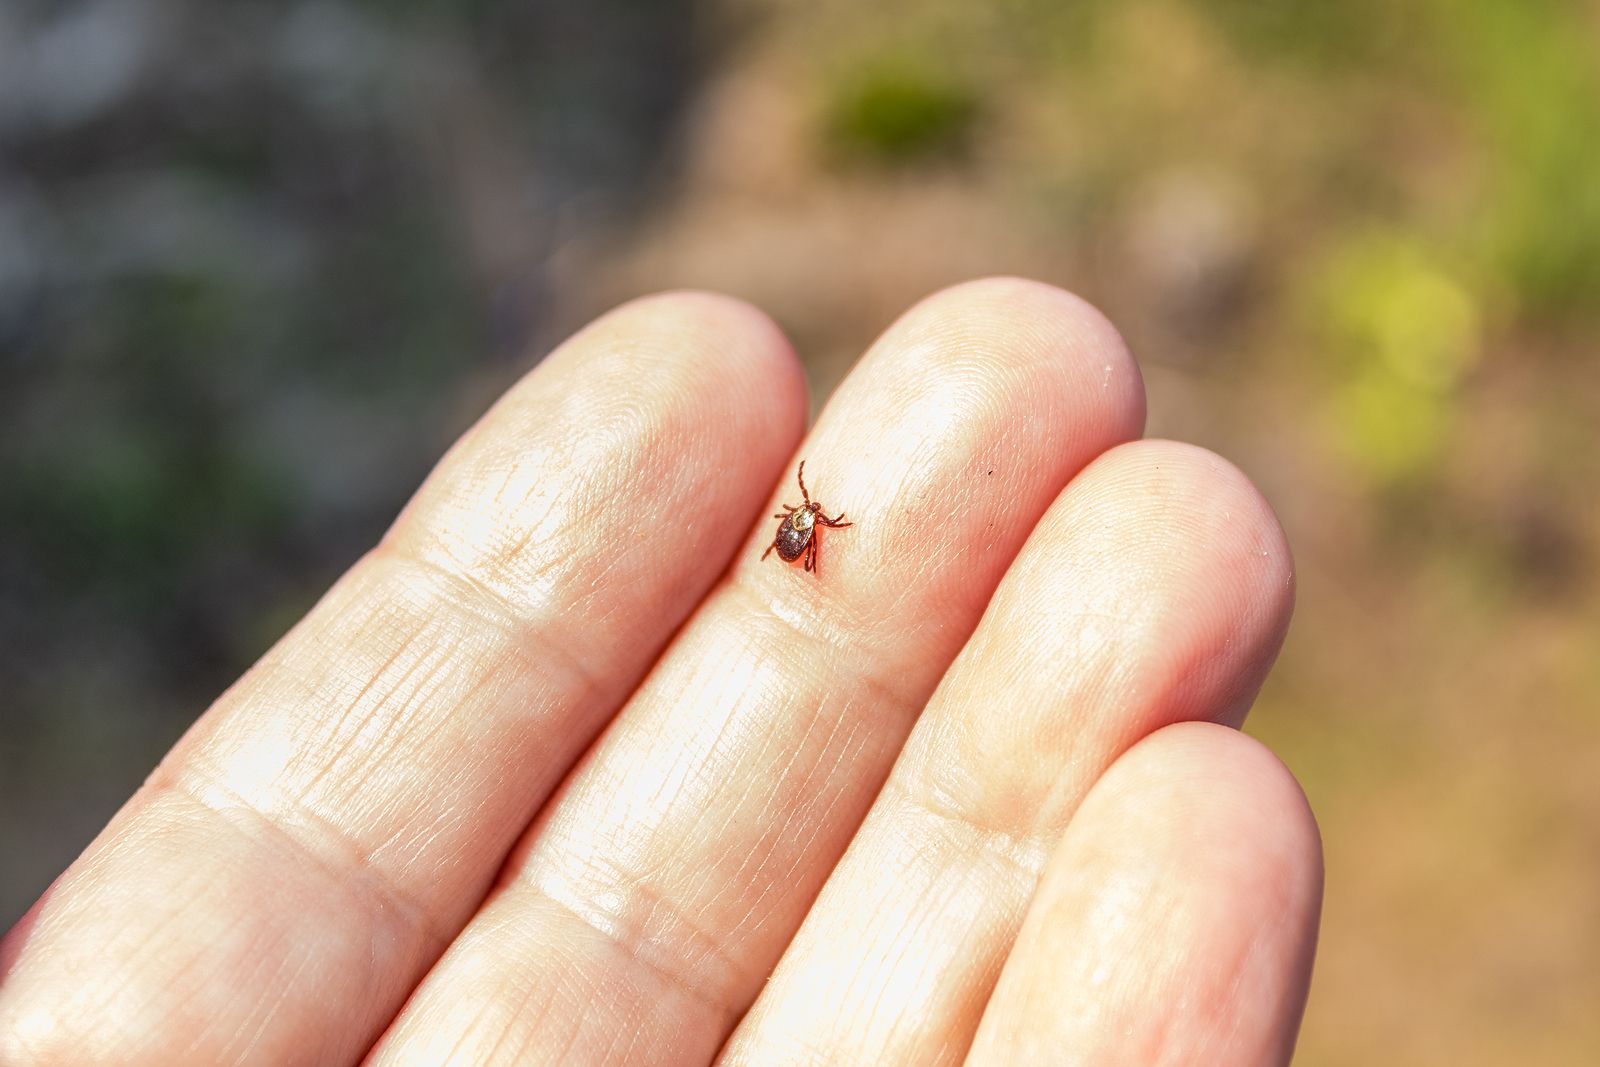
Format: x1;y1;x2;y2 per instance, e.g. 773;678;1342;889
762;460;852;575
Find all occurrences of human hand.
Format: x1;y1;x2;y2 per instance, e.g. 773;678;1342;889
0;279;1320;1066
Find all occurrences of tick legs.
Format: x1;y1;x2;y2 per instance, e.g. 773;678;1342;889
818;512;852;528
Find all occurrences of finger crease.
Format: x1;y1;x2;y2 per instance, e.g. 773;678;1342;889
888;773;1048;892
727;580;925;715
158;768;451;957
520;866;750;1029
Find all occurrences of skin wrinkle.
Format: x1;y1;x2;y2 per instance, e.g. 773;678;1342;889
710;694;864;955
533;884;741;1030
472;396;662;590
195;555;589;893
389;662;508;792
707;740;798;919
726;803;1012;1067
649;637;775;812
741;541;881;648
217;928;322;1066
426;911;568;1066
769;691;863;843
288;626;419;796
560;649;765;861
401;301;784;616
404;445;601;613
515;630;851;1023
880;846;998;1058
289;625;461;808
481;937;580;1067
54;876;194;1057
194;559;537;809
464;977;542;1067
200;586;393;755
373;547;609;712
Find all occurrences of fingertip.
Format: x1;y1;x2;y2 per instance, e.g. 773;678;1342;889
607;290;798;367
1091;721;1324;1061
587;289;809;436
892;276;1147;444
1102;721;1323;913
970;722;1321;1066
1063;439;1296;725
1087;439;1294;585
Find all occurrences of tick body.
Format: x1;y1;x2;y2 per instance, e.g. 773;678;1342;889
762;461;852;575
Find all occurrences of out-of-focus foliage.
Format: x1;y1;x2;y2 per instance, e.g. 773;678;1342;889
1312;235;1480;484
823;57;978;163
1444;0;1600;317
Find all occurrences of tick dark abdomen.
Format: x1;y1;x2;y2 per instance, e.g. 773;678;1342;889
763;463;845;573
775;518;810;561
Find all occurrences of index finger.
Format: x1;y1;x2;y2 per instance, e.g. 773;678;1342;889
0;293;805;1066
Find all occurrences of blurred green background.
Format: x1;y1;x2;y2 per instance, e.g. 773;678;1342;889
2;2;1598;1062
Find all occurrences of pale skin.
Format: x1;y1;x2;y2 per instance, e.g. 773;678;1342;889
0;278;1321;1066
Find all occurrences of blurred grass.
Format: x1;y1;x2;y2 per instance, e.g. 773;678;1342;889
3;1;1598;1063
1310;233;1480;484
823;56;978;163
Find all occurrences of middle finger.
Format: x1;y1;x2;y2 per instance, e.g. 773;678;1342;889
369;277;1145;1066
